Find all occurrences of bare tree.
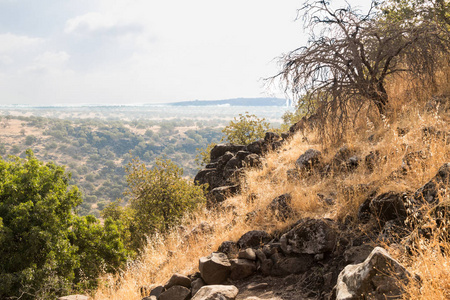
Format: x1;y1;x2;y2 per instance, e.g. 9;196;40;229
275;0;450;119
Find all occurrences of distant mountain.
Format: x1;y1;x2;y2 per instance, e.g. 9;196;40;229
168;97;287;107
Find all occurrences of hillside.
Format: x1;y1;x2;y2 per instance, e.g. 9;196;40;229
168;98;287;107
0;115;223;216
91;69;450;299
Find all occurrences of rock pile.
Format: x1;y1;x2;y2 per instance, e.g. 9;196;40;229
194;131;290;204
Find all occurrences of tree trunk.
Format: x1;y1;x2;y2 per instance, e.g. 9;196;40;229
366;83;388;116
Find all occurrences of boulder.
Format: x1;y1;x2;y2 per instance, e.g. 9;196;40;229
236;150;252;161
264;132;281;143
333;247;410;300
210;144;245;162
191;285;239;300
199;252;231;284
369;192;407;222
159;285;190;300
165;273;191;289
230;258;257;280
414;163;450;204
217;151;235;169
218;241;239;257
243;153;263;168
343;244;374;265
295;149;322;172
207;185;239;203
191;278;206;297
330;146;359;172
266;193;294;221
245;139;268;155
149;286;164;298
194;169;223;190
237;230;272;249
238;248;257;261
280;218;337;255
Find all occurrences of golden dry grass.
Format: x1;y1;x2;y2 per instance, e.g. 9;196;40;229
93;66;450;299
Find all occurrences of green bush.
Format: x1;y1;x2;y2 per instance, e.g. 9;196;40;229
222;112;270;145
124;158;206;249
0;151;128;299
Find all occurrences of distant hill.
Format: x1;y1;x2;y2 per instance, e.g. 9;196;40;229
168;97;287;106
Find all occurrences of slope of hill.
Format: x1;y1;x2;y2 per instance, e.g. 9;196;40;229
168;98;287;107
91;72;450;299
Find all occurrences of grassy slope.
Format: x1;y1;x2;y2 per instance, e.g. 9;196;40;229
93;71;450;299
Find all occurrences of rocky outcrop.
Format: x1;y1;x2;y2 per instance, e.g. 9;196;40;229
280;218;337;255
194;130;292;204
333;247;410;300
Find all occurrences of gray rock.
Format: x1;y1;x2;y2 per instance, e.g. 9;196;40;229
295;149;322;172
159;285;190;300
243;153;263;169
165;273;191;289
254;249;267;262
343;244;374;265
149;285;164;298
238;248;257;261
414;162;450;204
280;218;337;255
369;192;407;222
334;247;409;300
191;278;206;297
199;252;231;284
266;193;294;221
218;241;239;257
230;258;257;280
244;139;268;155
259;259;273;275
237;230;271;249
208;185;239;203
141;296;157;300
191;285;239;300
210;144;245;162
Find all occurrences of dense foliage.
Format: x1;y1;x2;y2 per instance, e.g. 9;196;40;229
0;151;128;299
222;112;270;145
103;158;206;251
0;115;223;216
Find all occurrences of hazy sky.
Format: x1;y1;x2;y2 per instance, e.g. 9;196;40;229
0;0;371;105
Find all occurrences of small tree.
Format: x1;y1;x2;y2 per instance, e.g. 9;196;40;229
125;158;205;248
275;0;450;120
222;112;270;145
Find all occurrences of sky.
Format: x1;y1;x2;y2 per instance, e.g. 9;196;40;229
0;0;371;106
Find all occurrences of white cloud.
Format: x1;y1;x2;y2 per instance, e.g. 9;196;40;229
24;51;70;76
65;12;142;36
0;33;43;54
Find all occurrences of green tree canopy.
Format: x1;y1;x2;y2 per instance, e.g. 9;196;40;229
0;150;128;299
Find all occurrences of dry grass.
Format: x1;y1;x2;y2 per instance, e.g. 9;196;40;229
93;66;450;299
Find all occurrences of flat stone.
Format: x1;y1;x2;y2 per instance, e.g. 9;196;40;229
191;285;239;300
